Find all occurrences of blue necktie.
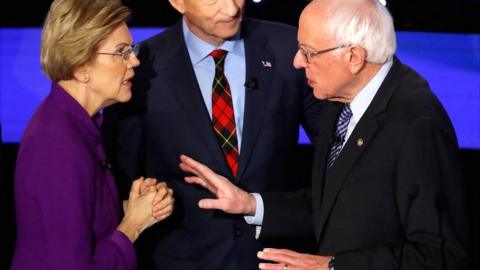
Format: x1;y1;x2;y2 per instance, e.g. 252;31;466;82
327;104;352;169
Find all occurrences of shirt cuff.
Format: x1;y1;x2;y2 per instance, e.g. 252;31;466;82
244;193;264;225
244;193;264;239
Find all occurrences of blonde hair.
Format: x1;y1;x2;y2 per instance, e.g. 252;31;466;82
41;0;131;81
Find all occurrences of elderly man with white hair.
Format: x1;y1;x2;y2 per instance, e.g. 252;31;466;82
178;0;470;269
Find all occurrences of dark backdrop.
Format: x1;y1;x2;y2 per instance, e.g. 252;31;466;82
1;1;479;269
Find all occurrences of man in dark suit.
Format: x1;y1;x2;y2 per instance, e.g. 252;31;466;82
179;0;470;269
103;0;323;269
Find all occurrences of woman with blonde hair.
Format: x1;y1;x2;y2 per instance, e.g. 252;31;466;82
12;0;174;269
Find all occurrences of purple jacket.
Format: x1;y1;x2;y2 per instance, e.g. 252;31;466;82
12;83;136;269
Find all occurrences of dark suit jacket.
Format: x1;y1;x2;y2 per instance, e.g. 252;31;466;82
103;18;323;270
261;57;470;269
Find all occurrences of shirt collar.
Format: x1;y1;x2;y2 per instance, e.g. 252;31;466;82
182;17;243;65
349;59;394;123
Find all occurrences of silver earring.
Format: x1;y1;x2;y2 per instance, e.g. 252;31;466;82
83;74;90;83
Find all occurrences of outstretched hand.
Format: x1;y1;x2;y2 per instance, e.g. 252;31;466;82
179;154;256;215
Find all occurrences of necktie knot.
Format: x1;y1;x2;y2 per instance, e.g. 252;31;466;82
210;49;228;68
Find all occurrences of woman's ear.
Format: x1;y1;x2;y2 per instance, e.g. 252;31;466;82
73;67;90;83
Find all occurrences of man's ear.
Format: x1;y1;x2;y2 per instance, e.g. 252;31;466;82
169;0;186;14
346;46;367;75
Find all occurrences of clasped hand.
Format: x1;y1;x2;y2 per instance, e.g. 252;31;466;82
120;177;174;242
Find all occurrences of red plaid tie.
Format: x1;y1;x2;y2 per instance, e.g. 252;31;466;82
210;49;239;176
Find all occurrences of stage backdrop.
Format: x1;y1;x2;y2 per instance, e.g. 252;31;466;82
1;28;479;149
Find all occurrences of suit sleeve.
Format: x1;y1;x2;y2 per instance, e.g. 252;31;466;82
19;141;136;270
260;189;315;239
334;117;470;270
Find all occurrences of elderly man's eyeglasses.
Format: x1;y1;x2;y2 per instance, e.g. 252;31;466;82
97;44;139;61
298;45;348;63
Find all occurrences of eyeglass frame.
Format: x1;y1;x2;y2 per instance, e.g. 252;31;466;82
298;44;348;64
97;43;139;61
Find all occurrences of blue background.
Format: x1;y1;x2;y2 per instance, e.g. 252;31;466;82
1;28;479;148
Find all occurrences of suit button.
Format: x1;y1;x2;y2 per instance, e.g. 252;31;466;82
234;228;242;237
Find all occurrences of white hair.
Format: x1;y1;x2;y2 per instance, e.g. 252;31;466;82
321;0;396;63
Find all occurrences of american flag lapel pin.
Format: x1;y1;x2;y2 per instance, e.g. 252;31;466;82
261;60;272;68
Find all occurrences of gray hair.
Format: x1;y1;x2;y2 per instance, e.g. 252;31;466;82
321;0;396;63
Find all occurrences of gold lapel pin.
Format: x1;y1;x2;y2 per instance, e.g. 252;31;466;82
356;138;364;147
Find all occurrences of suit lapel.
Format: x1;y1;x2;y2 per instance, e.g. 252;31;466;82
315;109;380;238
314;57;404;239
163;22;229;173
236;21;274;181
311;102;342;240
